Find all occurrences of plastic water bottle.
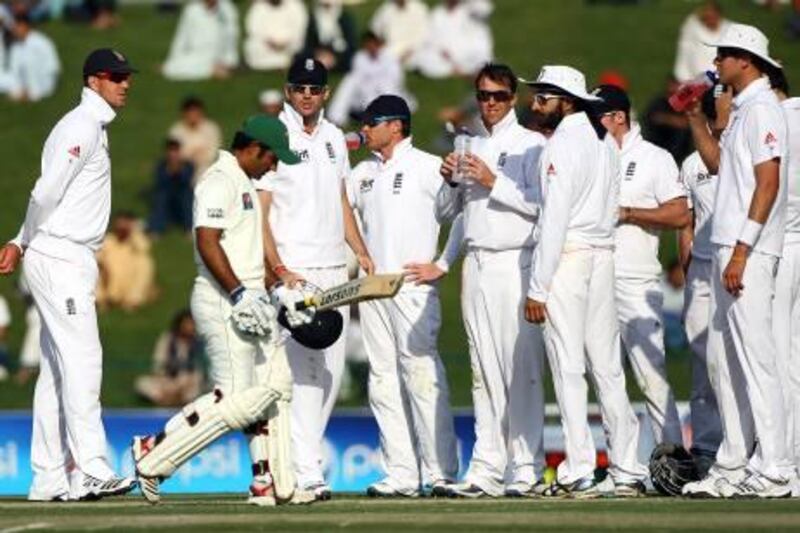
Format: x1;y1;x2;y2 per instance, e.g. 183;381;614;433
453;132;472;183
345;131;365;151
668;71;718;112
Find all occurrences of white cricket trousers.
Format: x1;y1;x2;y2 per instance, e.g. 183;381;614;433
707;245;792;481
542;245;647;485
461;247;546;496
287;265;349;488
774;240;800;472
360;288;458;490
683;258;722;455
615;276;683;445
189;279;278;479
24;248;115;499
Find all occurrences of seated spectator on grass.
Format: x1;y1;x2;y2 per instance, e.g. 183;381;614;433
0;294;10;381
258;88;283;116
673;1;729;82
244;0;308;71
147;138;194;236
301;0;357;72
162;0;239;80
327;31;415;126
369;0;429;68
135;309;205;407
410;0;493;79
168;96;222;181
0;14;59;102
96;212;158;312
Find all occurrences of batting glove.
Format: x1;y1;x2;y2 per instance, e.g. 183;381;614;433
270;283;315;328
230;287;277;337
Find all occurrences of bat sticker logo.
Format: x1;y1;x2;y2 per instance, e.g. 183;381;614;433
319;285;360;307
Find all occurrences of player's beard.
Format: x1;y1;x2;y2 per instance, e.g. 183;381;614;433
531;106;565;132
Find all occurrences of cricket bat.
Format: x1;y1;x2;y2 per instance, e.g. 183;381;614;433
295;274;404;311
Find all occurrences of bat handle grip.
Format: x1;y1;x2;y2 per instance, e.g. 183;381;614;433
294;296;313;311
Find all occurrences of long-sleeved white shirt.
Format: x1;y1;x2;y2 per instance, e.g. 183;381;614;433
15;88;116;261
673;14;730;82
456;110;545;252
783;97;800;242
243;0;308;70
162;0;239;81
614;125;685;279
255;103;350;268
369;0;429;65
681;151;718;261
6;30;60;101
712;77;788;257
528;113;620;302
349;138;456;289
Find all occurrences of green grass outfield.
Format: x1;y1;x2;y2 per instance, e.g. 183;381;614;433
0;0;799;408
1;495;800;532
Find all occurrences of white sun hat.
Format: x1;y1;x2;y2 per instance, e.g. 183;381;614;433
519;65;602;102
705;23;781;69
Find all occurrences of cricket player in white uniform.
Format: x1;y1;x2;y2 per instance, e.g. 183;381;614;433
0;49;137;502
523;65;648;498
257;57;373;500
348;95;459;497
771;71;800;488
132;115;313;506
421;63;548;499
595;84;688;446
678;88;729;476
682;24;793;498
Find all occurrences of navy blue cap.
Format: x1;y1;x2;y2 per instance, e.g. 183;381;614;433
287;57;328;86
83;48;137;76
362;95;411;124
592;84;631;114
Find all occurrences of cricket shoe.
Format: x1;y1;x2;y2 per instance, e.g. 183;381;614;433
719;471;792;499
542;477;601;499
681;468;742;499
505;479;549;498
283;488;317;505
447;483;493;499
131;435;161;504
428;479;452;498
613;480;647;498
304;483;332;501
247;479;277;507
366;480;420;498
76;474;137;501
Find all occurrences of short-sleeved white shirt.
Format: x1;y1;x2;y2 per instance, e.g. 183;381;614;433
783;97;800;242
255;103;350;268
349;138;452;288
0;295;10;328
193;150;265;287
712;77;788;256
681;151;718;261
614;125;685;279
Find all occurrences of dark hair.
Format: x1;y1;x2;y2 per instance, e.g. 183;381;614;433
474;63;517;94
14;13;31;26
362;30;381;44
181;96;205;112
113;209;137;220
170;309;193;333
165;137;181;149
769;67;790;95
230;131;270;156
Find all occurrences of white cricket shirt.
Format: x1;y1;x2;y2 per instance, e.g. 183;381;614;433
193;150;265;287
349;138;455;289
783;97;800;242
19;88;116;263
614;125;685;279
459;110;545;251
681;151;718;261
712;77;788;256
256;103;350;268
528;112;620;302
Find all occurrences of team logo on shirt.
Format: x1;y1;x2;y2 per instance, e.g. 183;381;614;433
242;193;253;210
497;152;508;168
765;132;778;145
360;178;374;193
207;208;224;219
68;145;80;158
297;149;310;162
546;163;556;176
325;142;336;163
393;172;404;194
625;161;637;180
697;172;713;184
66;298;76;316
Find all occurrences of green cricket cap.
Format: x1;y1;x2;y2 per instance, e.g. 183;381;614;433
241;115;300;165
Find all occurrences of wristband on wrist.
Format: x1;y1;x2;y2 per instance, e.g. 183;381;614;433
738;219;763;248
273;263;288;277
229;285;245;304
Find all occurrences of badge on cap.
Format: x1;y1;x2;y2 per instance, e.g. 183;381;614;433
305;59;315;71
113;50;125;62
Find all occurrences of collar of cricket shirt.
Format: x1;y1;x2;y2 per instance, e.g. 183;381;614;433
620;123;643;156
375;136;413;170
485;109;518;139
732;76;770;111
216;150;250;183
80;87;117;126
281;101;327;139
556;110;589;133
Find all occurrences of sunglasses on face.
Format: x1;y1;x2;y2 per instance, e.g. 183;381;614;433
362;115;406;128
476;89;514;103
289;84;325;96
97;72;131;84
533;93;563;106
715;47;747;62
